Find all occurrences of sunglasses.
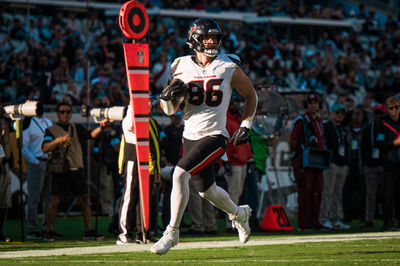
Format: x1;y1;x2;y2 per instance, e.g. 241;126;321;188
58;110;71;114
388;105;399;111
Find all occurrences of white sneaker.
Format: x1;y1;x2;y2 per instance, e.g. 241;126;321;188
333;220;350;229
322;220;333;229
116;237;135;245
231;205;252;243
150;227;179;255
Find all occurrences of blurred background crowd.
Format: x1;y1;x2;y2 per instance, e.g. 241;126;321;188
0;0;399;110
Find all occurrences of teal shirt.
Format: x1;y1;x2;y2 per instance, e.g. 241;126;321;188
249;130;268;174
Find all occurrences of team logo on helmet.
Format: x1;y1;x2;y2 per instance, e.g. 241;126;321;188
137;50;144;64
189;24;197;39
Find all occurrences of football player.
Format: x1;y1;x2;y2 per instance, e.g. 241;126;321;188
151;18;258;255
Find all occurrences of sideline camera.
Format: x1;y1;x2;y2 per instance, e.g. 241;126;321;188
4;101;43;120
81;105;127;122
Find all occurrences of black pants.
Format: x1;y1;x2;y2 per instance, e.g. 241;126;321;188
383;166;400;225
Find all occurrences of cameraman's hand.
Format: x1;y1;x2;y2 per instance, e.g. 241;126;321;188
100;119;113;127
57;135;71;146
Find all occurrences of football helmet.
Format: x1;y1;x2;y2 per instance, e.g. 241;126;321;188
186;18;222;57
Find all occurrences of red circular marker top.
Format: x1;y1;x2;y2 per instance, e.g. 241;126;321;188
119;0;149;39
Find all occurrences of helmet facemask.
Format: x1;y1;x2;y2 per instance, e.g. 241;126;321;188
187;18;222;57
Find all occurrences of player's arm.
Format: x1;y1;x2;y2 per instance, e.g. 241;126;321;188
232;67;258;127
160;79;187;116
230;67;258;145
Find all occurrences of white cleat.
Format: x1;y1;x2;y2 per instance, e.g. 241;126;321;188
232;205;252;243
150;227;179;255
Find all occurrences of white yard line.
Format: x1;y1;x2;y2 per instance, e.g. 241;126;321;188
1;232;400;258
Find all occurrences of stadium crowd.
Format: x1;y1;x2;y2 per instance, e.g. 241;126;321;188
0;1;399;107
0;0;400;242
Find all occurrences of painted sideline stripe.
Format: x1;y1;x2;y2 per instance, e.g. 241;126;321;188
1;232;399;258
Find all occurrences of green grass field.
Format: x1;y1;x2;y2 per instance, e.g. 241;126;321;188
1;216;400;265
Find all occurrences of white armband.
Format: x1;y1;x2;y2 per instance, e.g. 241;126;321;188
160;99;175;116
240;120;252;129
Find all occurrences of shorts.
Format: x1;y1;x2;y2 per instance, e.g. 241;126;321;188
177;134;227;192
51;169;88;196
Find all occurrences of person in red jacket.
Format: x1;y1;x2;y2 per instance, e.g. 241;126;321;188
225;99;253;232
290;94;325;231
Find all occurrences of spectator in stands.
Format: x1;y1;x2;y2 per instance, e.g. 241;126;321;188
10;18;26;41
21;98;53;240
94;34;111;65
320;103;350;229
360;103;386;227
63;81;80;106
42;102;106;241
380;96;400;231
290;94;324;230
52;57;71;101
152;51;171;94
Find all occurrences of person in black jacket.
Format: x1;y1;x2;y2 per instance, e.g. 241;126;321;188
320;103;350;229
360;104;386;227
380;96;400;231
343;106;368;223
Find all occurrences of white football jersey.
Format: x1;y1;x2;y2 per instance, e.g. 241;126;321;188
171;54;239;140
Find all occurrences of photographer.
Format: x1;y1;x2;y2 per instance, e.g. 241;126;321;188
21;97;53;240
0;106;11;242
42;102;108;241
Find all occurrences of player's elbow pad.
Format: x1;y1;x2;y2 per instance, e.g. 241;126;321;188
160;99;175;116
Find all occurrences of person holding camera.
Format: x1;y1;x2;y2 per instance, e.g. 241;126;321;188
21;98;53;240
0;107;11;242
289;94;325;231
42;102;107;241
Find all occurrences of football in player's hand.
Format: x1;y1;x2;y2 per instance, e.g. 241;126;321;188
160;79;188;103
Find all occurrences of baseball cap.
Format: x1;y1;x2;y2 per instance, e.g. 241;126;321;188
373;103;386;113
306;94;319;103
331;103;345;113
